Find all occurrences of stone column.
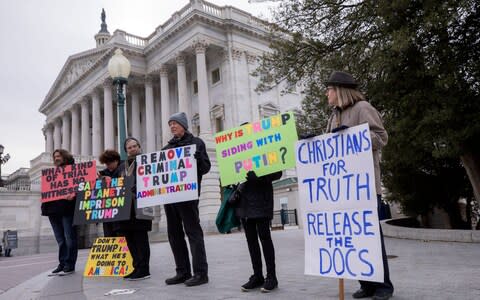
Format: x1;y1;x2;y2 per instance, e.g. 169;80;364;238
176;53;189;116
194;40;212;136
53;118;62;150
160;65;171;145
92;89;102;157
45;124;54;153
145;76;155;152
103;79;115;150
131;86;141;139
61;112;71;150
193;38;220;233
81;98;91;156
70;104;80;155
246;52;260;121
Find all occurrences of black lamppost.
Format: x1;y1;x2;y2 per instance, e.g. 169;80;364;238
108;49;131;160
0;144;11;187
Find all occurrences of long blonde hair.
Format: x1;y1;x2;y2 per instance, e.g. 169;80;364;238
333;86;365;109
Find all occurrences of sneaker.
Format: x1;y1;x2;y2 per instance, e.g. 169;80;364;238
48;265;64;276
352;288;375;298
126;271;151;281
260;275;278;293
184;274;209;286
241;275;264;292
165;273;192;285
58;267;75;276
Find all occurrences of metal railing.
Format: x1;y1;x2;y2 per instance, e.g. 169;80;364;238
272;209;298;228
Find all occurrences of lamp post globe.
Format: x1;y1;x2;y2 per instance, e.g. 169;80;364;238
108;49;131;160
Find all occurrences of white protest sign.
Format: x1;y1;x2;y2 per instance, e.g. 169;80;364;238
296;123;384;282
135;145;198;208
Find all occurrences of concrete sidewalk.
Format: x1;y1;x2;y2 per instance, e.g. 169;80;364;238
2;229;480;300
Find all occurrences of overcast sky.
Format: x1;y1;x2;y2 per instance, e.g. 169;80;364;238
0;0;277;174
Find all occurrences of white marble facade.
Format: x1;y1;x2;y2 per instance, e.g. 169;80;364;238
37;0;303;233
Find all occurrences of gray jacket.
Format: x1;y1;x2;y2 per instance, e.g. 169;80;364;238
326;100;388;195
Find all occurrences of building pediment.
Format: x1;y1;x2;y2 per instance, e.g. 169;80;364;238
39;48;113;112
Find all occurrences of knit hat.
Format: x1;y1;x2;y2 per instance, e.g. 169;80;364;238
168;112;189;130
123;137;141;151
325;71;358;88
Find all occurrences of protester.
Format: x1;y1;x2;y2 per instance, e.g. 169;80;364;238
324;71;394;300
41;149;78;276
114;137;152;281
163;112;211;287
231;168;282;293
98;149;123;237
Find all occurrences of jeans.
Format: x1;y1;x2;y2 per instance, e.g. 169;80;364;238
242;218;276;277
49;215;78;270
165;200;208;276
358;195;394;294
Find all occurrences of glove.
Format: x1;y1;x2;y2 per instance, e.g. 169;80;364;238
246;170;258;182
193;151;200;159
299;132;316;140
331;125;349;133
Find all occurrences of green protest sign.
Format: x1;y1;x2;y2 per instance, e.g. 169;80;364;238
215;112;298;186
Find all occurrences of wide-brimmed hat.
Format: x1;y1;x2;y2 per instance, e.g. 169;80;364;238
325;71;358;88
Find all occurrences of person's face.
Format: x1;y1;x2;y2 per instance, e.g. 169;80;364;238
105;160;119;172
53;152;64;166
325;86;338;106
125;140;141;157
169;120;185;138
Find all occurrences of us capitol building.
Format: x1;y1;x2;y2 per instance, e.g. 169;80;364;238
0;0;302;254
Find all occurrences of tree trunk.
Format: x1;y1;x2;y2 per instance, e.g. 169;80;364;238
460;151;480;206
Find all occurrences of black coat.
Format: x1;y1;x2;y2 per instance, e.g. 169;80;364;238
113;159;152;233
41;158;76;217
235;171;283;220
162;132;211;197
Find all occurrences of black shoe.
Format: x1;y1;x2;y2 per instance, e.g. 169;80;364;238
127;270;151;281
184;274;209;286
59;267;75;276
48;265;64;276
165;273;192;285
353;288;375;298
260;275;278;293
241;274;264;292
372;291;393;300
123;270;136;280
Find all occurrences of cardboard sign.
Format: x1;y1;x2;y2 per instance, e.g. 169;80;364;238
215;112;298;186
135;145;199;208
41;161;97;202
296;123;384;282
73;177;132;225
84;237;133;277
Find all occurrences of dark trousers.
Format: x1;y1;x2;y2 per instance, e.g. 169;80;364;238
242;218;276;278
120;230;150;274
164;200;208;276
49;215;78;269
103;222;116;237
359;195;394;294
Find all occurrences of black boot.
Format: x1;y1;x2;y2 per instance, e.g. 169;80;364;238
261;275;278;293
184;274;209;286
241;274;264;292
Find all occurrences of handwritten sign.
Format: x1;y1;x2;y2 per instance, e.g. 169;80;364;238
84;237;133;277
296;123;384;282
41;161;97;202
215;112;297;186
73;177;132;225
135;145;198;208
